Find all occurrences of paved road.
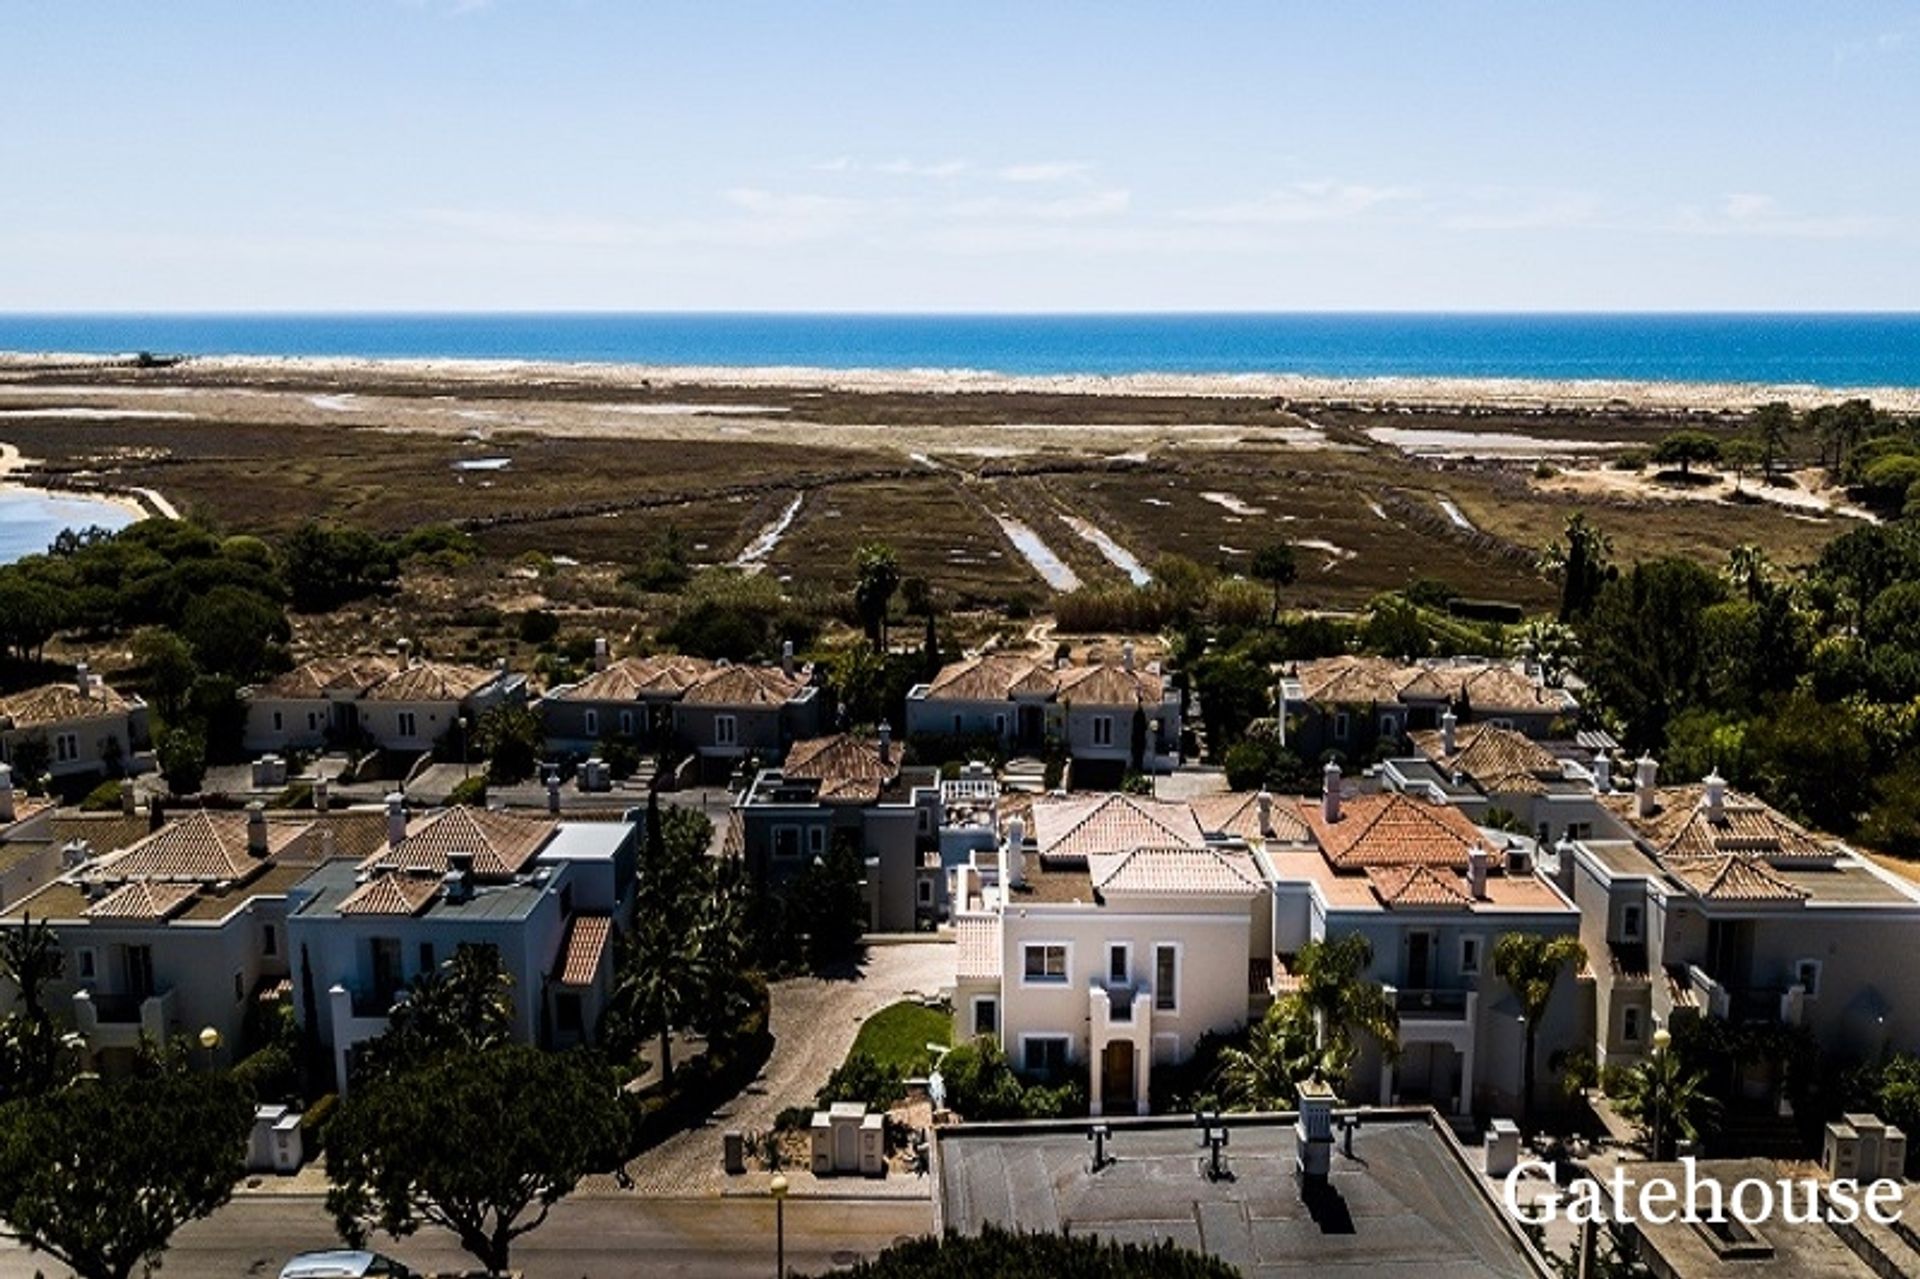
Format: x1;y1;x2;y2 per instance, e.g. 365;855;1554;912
626;941;955;1196
0;1195;933;1278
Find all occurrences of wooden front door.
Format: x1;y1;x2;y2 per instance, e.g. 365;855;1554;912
1101;1041;1137;1115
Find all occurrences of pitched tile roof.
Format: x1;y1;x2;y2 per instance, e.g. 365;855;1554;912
1666;854;1810;903
1190;790;1313;844
554;913;613;986
84;880;199;920
924;654;1055;702
0;680;133;729
1366;864;1473;909
681;663;807;707
1293;656;1411;706
92;810;310;882
1029;794;1206;862
1297;792;1485;870
555;654;716;702
954;913;1002;979
336;871;441;916
781;734;899;803
1409;724;1563;795
367;807;554;878
366;662;503;702
1290;656;1568;715
1088;846;1263;896
1604;786;1839;862
255;656;399;700
1054;662;1164;708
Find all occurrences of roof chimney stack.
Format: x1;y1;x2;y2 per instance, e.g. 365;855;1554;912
1003;816;1025;888
1441;707;1457;755
444;850;475;902
1296;1076;1337;1183
247;801;269;858
878;721;893;766
313;778;330;813
1703;769;1727;823
546;772;562;815
1122;641;1135;674
119;778;136;817
386;792;408;848
1322;760;1343;824
397;637;414;668
75;662;93;697
1635;755;1659;820
1591;753;1612;794
781;640;795;680
0;764;13;824
1256;789;1273;839
592;636;610;672
1467;842;1489;900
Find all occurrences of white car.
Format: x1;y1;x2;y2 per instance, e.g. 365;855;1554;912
278;1251;416;1279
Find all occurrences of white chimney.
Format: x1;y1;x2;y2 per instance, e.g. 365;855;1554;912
1635;755;1659;820
313;778;329;812
0;764;13;824
1322;760;1343;824
878;721;893;766
592;637;610;672
546;774;562;815
75;662;93;696
1003;816;1026;888
1296;1076;1337;1182
1703;769;1727;823
1122;641;1135;673
1467;843;1489;900
397;638;414;668
1441;708;1457;755
1592;753;1612;794
247;801;269;858
385;793;408;848
781;640;795;680
120;778;136;817
1256;789;1273;839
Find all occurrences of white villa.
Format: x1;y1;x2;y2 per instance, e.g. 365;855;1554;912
0;664;148;784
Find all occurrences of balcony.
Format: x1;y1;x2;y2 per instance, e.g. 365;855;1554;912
1688;967;1803;1025
1090;981;1151;1034
72;986;175;1050
1394;988;1471;1020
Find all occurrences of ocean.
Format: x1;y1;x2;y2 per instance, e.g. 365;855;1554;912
2;313;1919;388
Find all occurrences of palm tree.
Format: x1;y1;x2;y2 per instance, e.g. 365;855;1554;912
0;914;68;1098
1725;544;1774;604
1493;933;1587;1131
1218;934;1397;1109
1219;999;1322;1110
1616;1050;1719;1159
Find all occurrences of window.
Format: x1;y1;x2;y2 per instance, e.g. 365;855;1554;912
619;710;635;737
584;709;599;737
954;714;964;735
1460;935;1482;976
808;826;827;855
1107;943;1130;985
1334;712;1350;741
972;997;998;1037
1622;1006;1643;1044
1621;904;1644;943
556;993;584;1035
262;924;278;958
76;948;97;982
55;733;79;763
1022;1035;1070;1078
418;942;436;974
773;826;802;859
234;971;245;1003
307;712;320;732
1569;822;1593;841
715;714;738;746
918;878;934;905
1022;943;1068;984
1092;716;1114;748
994;714;1006;737
397;711;418;739
272;711;284;732
1794;959;1823;998
1155;944;1179;1011
1379;713;1400;737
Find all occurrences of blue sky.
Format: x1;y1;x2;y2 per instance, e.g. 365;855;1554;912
3;2;1916;311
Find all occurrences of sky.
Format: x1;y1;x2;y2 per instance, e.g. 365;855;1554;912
2;2;1917;312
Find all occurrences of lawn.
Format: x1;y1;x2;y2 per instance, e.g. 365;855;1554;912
848;1000;953;1075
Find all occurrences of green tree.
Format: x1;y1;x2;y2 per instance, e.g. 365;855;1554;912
789;839;869;971
1540;514;1615;623
156;725;208;796
853;542;902;648
0;1071;251;1279
809;1223;1240;1279
1237;934;1400;1100
1750;401;1795;482
130;627;197;719
1615;1049;1719;1160
1651;431;1723;478
0;571;66;661
0;916;68;1101
326;1045;626;1276
283;522;399;613
472;704;544;784
356;943;514;1083
1492;933;1588;1131
1361;593;1431;658
605;795;708;1079
1219;997;1325;1110
180;584;287;681
1250;541;1298;624
1579;557;1727;751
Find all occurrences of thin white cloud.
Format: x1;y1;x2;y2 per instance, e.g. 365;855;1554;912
996;161;1093;184
1667;193;1890;240
941;190;1131;221
873;158;970;178
1179;181;1418;225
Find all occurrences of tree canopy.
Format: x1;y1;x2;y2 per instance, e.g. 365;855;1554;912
809;1225;1240;1279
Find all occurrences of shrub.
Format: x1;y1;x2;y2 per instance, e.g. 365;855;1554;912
448;775;489;807
517;609;561;645
78;779;124;812
816;1051;907;1112
807;1224;1240;1278
231;1044;299;1104
300;1093;340;1154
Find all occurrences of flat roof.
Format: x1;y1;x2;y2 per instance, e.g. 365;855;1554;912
936;1112;1547;1277
539;822;633;861
291;858;548;923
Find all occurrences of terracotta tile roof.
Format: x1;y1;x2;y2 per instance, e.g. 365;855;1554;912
366;662;503;702
781;734;899;803
555;913;613;986
1293;656;1411;706
555;654;716;702
1054;663;1164;708
924;654;1053;702
92;810;310;882
367;807;554;878
1;796;55;829
0;680;133;729
1291;656;1567;716
1190;791;1313;844
46;814;153;857
1409;724;1563;795
1298;792;1485;870
1365;864;1473;909
1665;967;1702;1010
1088;846;1263;896
337;872;440;916
84;880;199;920
722;809;745;858
681;663;806;707
1604;786;1839;862
1666;854;1810;903
255;656;399;700
954;913;1002;979
1029;794;1206;862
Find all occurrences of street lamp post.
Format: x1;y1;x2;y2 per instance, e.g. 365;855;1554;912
1651;1025;1673;1160
198;1025;222;1071
769;1170;789;1278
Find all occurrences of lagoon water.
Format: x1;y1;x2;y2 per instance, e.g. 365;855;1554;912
0;488;134;564
2;313;1920;387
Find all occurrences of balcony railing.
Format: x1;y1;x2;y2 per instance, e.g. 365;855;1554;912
1394;988;1470;1018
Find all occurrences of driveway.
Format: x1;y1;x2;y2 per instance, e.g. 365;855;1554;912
625;940;955;1196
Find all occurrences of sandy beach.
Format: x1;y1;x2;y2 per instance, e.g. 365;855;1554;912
4;350;1918;414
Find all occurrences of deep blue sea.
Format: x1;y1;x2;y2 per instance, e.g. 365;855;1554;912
2;313;1919;387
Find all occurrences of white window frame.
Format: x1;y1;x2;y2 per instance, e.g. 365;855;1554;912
1794;959;1823;998
397;711;418;739
1021;941;1070;986
714;714;738;747
971;996;999;1038
808;826;827;855
1092;715;1115;748
583;709;599;738
1018;1033;1072;1076
1621;903;1644;943
1379;712;1400;737
1106;942;1131;986
1459;934;1483;976
76;947;98;983
55;732;79;764
619;709;635;737
1153;942;1181;1013
1622;1005;1643;1045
